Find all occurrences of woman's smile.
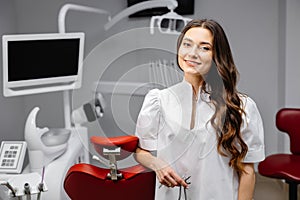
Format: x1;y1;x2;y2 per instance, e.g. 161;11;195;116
184;59;201;67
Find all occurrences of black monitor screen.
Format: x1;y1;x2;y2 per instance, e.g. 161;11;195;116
128;0;194;17
7;39;80;81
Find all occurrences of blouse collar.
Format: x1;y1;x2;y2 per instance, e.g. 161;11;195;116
181;79;211;102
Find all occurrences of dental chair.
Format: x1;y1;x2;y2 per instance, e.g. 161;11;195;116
63;135;156;200
258;108;300;200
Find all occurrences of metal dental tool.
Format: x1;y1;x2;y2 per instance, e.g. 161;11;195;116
37;166;45;200
178;176;191;200
0;181;17;198
24;182;31;200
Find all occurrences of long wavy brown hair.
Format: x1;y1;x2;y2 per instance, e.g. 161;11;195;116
177;19;248;173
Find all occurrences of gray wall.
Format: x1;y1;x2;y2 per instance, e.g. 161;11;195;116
1;0;299;157
0;0;26;140
283;0;300;152
285;0;300;107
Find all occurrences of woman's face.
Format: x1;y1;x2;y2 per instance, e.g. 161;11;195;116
178;27;213;77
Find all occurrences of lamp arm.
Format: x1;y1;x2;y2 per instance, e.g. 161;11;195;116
104;0;178;30
57;3;110;128
58;3;111;33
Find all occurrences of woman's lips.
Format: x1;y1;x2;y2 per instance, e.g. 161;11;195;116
185;60;201;67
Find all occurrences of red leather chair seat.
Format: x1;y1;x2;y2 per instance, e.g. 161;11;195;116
64;163;155;200
258;154;300;182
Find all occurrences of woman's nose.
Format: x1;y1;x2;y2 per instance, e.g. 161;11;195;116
187;45;198;58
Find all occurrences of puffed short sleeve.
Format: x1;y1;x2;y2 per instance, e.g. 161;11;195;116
135;89;161;151
241;97;265;163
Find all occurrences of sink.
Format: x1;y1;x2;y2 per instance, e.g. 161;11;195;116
41;128;71;146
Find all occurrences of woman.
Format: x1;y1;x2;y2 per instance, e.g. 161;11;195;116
134;19;265;200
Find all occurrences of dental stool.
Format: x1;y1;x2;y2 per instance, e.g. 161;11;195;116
258;108;300;200
64;135;156;200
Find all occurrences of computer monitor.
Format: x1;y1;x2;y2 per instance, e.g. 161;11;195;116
2;32;85;97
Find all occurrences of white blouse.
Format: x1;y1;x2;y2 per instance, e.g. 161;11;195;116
135;80;265;200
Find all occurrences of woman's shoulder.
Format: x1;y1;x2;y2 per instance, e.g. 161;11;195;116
239;93;261;115
239;93;257;105
142;85;183;116
144;88;161;105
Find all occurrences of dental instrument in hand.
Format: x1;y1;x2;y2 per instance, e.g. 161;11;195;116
178;176;191;200
158;175;190;189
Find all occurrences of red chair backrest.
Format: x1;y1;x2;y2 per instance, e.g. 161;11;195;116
276;108;300;154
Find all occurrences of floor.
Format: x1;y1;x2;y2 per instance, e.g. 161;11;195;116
254;173;300;200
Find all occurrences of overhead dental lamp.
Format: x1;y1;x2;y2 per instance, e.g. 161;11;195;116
104;0;191;34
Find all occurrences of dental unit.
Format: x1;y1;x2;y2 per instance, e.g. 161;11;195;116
0;1;190;199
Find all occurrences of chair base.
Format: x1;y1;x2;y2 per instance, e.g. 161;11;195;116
287;181;298;200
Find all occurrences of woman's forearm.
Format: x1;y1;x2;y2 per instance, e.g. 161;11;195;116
238;163;255;200
134;147;158;171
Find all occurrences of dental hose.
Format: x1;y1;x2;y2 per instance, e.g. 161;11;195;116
24;182;31;200
0;181;17;198
37;166;45;200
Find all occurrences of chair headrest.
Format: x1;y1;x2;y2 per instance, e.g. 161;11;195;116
90;135;139;160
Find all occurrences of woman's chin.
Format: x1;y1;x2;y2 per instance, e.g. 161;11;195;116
184;69;202;76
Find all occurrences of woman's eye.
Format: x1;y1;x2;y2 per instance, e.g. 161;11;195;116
182;42;192;47
199;46;210;51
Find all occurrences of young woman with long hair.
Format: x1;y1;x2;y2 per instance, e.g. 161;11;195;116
135;19;265;200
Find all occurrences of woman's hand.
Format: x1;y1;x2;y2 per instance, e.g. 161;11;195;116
151;158;188;188
135;147;188;188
